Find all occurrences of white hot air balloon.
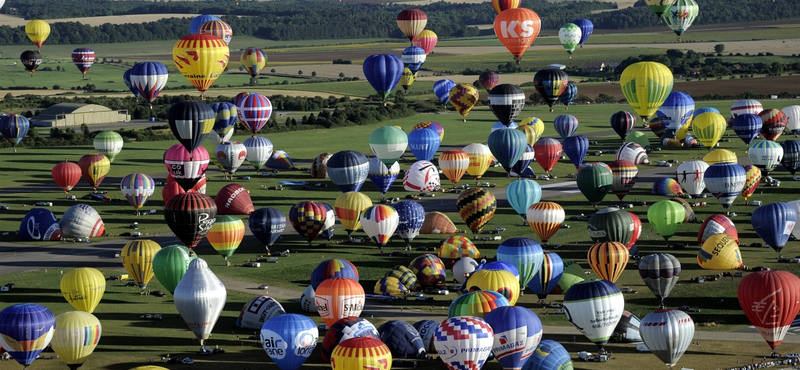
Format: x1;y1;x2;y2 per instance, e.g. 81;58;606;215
675;160;709;197
730;99;763;119
59;204;104;239
434;316;494;370
640;309;694;368
236;295;285;330
93;131;124;162
748;140;784;174
616;142;649;165
453;257;479;284
403;160;440;192
359;204;399;253
215;141;247;178
563;279;624;353
173;258;227;346
782;105;800;133
243;136;273;173
300;285;316;313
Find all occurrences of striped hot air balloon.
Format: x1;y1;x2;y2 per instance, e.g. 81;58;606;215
206;215;245;263
396;9;427;42
240;48;267;85
527;252;564;300
437;150;470;186
71;47;95;78
457;187;496;237
0;114;30;152
610;111;637;141
120;173;155;214
198;20;233;44
360;205;399;252
462;143;492;182
587;242;629;283
289;201;327;247
412;29;437;55
93;131;123;162
331;337;391;370
527;202;565;244
609;159;637;201
447;290;510;318
172;33;230;96
328;150;369;193
237;93;272;135
335;192;372;239
164;193;218;249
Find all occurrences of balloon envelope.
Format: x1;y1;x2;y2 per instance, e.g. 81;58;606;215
620;62;673;121
0;304;55;367
737;271;800;350
19;208;61;241
51;311;101;370
638;253;681;305
640;310;694;367
173;258;227;345
563;279;624;351
260;314;317;370
60;267;106;313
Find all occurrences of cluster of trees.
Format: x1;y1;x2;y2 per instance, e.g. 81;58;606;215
613;49;800;80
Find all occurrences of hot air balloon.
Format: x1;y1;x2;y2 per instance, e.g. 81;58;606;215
438;150;470;186
360;205;399;253
439;235;481;259
638;253;681;307
78;153;110;192
433;79;456;104
674;160;708;197
19;208;61;241
663;0;699;41
558;23;581;57
173;34;230;96
208;101;237;144
620;62;673;122
647;200;685;241
164;144;209;192
609;111;636;141
25;19;49;49
737;271;800;351
607;159;637;201
552;115;578;140
704;148;737;165
60;268;105;313
368;157;399;196
527;202;565;244
577;163;613;208
190;14;221;34
152;245;195;294
214;184;254;216
760;108;788;141
571;18;594;46
412;29;437;54
421;211;457;234
527;252;564;300
506;179;542;221
563;135;588;168
781;140;800;174
335;192;372;240
370;126;407;165
616;142;649;165
587;242;629;283
448;290;510;318
322;317;378;363
462;143;492;181
497;237;544;289
563;279;624;353
740;164;761;201
120;239;160;289
731;99;763;120
52;162;81;196
402;46;426;75
457;187;497;237
20;50;42;75
489;84;525;126
130;62;169;107
478;71;499;92
237;93;273;136
525;339;573;370
649;116;667;137
289;201;327;247
167;101;215;155
533;68;569;112
783;105;800;133
397;8;427;41
488;128;527;173
174;258;226;346
375;277;410;297
452;257;479;285
236;295;285;331
494;8;541;64
363;54;403;101
378;320;426;359
691;111;726;148
90;131;123;163
386;265;418;291
731;113;761;146
206;215;244;263
164;192;217;249
698;214;737;244
484;306;542;370
311;152;332;179
331;337;391;370
697;233;743;270
248;208;286;253
60;204;105;239
198;19;233;45
328;150;369;193
69;48;96;79
119;173;155;215
705;162;746;210
315;277;365;327
0;115;27;154
214;141;247;178
533;137;562;175
0;304;55;368
51;311;101;370
408;127;440;162
449;83;480;121
640;310;695;369
410;254;447;288
403;160;440;192
749;140;783;174
586;207;634;245
260;314;318;370
394;200;424;248
122;68;139;98
658;91;694;130
265;149;294;170
652;177;683;197
557;259;586;295
752;202;797;254
240;48;267;85
558;83;578;109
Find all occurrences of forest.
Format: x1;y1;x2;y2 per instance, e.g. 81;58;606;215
0;0;797;44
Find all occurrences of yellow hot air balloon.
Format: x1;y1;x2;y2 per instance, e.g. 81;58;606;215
51;311;101;370
692;112;727;149
465;268;520;305
25;19;50;49
619;62;674;122
400;67;416;91
703;149;737;165
60;268;106;313
334;191;373;239
462;143;492;181
516;125;539;146
697;233;743;270
449;83;479;122
120;240;162;289
173;33;230;97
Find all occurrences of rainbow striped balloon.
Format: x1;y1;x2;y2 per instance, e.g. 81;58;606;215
198;20;233;45
120;173;155;213
206;215;244;260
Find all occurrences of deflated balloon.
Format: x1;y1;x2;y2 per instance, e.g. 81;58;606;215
237;295;285;330
20;208;61;241
697;233;743;270
410;254;447;288
378;320;427;359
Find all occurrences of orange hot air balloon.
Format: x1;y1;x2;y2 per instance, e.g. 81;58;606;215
587;242;629;283
314;277;365;327
396;9;427;42
438;150;470;186
526;202;565;244
421;211;458;234
52;161;82;196
492;0;521;14
493;8;541;64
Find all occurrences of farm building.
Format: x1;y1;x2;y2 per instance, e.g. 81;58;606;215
30;103;130;127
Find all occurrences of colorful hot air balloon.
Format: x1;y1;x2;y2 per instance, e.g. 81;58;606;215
608;159;637;201
25;19;50;49
448;290;510;318
51;311;101;370
396;9;427;42
462;143;492;181
311;152;333;179
214;141;247;177
206;215;244;263
577;163;613;208
759;108;788;141
506;179;542;220
198;19;233;45
52;162;81;196
311;259;358;292
363;54;403;101
59;204;105;239
491;0;520;14
92;131;123;163
240;48;267;85
697;233;743;270
152;245;195;294
558;83;578;109
71;47;95;78
164;144;209;191
60;268;105;313
368;157;400;196
457;187;497;237
620;62;674;122
662;0;699;41
527;252;564;300
748;140;784;174
330;337;391;370
553;114;579;139
173;258;227;346
484;306;542;370
260;314;318;370
692;112;726;148
412;29;437;54
587;242;629;283
328;150;369;193
640;310;694;368
651;177;683;197
783;105;800;133
488;84;525;126
78;153;110;193
527;202;565;244
323;318;376;362
164;192;217;249
659;91;695;130
243;136;273;172
494;8;541;64
558;23;581;57
449;83;480;121
438;150;470;186
704;162;746;210
122;67;139;98
402;45;426;75
533;138;562;175
289;201;327;247
173;33;230;96
360;205;399;253
120;173;155;214
439;235;481;260
752;202;797;254
647;199;685;241
120;239;161;289
563;279;624;352
237;93;273;136
0;114;29;152
265;149;294;170
315;277;365;327
698;214;737;244
739;164;761;201
208;101;237;144
215;183;254;216
737;271;800;350
409;254;447;288
190;14;221;34
335;191;372;239
130;62;169;106
433;79;456;104
0;304;55;368
497;237;543;289
573;18;594;46
675;160;708;197
704;148;737;165
731;99;763;119
533;68;569;112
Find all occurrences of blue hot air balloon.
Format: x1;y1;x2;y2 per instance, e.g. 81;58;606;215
378;320;427;359
497;237;544;289
433;79;456;104
553;115;579;139
572;19;594;46
122;68;140;98
393;200;425;247
19;208;61;241
523;339;573;370
209;102;237;144
752;202;797;254
512;144;535;177
249;208;286;252
190;14;221;34
558;83;578;109
401;46;426;73
318;202;336;241
732;113;762;146
527;252;564;300
0;114;30;152
506;179;542;221
260;314;318;370
367;157;400;195
363;54;404;101
658;91;694;131
693;107;720;119
704;162;747;210
781;140;800;175
408;127;441;161
488;128;528;172
129;61;169;104
0;304;56;368
328;150;369;193
563;135;589;167
484;306;543;370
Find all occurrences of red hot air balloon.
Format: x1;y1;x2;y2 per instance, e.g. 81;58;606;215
164;192;217;249
412;30;437;55
397;9;427;42
494;8;541;64
737;270;800;350
492;0;520;14
52;161;82;196
759;108;788;141
627;212;641;250
71;48;95;78
162;181;186;203
215;184;254;215
478;71;499;92
533;138;562;175
289;201;327;247
78;153;110;192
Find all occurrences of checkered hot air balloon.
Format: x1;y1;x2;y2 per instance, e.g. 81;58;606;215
434;316;494;370
449;83;479;121
456;187;496;237
289;201;327;247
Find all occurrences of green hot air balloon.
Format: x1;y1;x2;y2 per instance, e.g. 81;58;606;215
558;23;581;57
93;131;124;162
647;200;685;242
557;258;585;294
152;244;196;294
576;164;613;209
625;131;650;149
369;126;408;166
587;207;634;245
